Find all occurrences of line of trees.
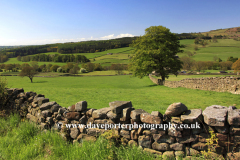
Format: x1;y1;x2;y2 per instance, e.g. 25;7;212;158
17;54;90;63
180;56;238;72
0;55;8;63
57;37;136;53
0;37;136;59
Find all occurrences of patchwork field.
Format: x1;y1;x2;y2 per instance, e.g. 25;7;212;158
179;39;240;61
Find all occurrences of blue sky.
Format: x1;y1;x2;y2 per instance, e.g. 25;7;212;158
0;0;239;46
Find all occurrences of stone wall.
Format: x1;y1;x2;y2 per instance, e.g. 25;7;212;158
3;88;240;159
149;74;163;85
149;74;240;94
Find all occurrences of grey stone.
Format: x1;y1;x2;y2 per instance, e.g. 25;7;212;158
140;113;162;124
92;107;111;119
228;109;240;125
165;102;188;117
191;142;208;151
120;107;134;121
38;98;50;105
170;143;184;151
230;126;240;135
70;128;80;139
109;101;132;114
76;134;97;142
107;111;120;119
138;135;152;149
75;101;87;112
176;134;198;144
65;112;80;120
86;109;96;117
181;109;203;124
215;124;229;134
162;151;175;159
46;117;53;125
41;110;52;118
79;115;87;124
152;142;170;151
58;107;67;114
151;111;163;118
153;134;175;143
26;113;38;123
40;101;57;111
51;104;61;112
120;130;130;139
202;105;228;126
143;148;162;156
128;140;138;147
130;109;148;121
86;128;105;137
130;130;138;140
189;148;200;156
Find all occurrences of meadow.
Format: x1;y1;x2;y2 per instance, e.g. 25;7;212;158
5;75;240;114
178;39;240;61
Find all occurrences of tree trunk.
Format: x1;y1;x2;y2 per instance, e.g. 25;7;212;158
30;78;33;83
159;76;165;85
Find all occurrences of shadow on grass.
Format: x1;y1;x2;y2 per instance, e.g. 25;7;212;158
33;81;48;83
146;84;158;87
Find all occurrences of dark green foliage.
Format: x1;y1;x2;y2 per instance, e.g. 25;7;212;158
227;56;238;63
0;77;7;107
19;66;38;83
129;26;183;81
0;55;8;63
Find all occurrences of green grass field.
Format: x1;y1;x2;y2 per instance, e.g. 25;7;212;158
4;75;239;114
179;39;240;61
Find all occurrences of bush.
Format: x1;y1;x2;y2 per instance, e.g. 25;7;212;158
0;77;7;106
57;67;62;73
80;68;87;73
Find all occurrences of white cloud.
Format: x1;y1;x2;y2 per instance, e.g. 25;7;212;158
100;34;115;39
100;33;135;40
116;33;134;38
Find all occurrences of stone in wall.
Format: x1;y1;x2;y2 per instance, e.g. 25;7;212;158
165;102;188;117
202;105;228;126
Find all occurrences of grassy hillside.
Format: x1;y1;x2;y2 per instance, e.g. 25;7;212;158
1;38;240;68
1;47;134;67
202;27;240;37
179;39;240;61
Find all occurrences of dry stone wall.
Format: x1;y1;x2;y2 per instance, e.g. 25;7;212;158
149;74;240;94
3;88;240;159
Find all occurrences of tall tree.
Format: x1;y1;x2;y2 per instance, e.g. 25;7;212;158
129;26;183;84
19;66;38;83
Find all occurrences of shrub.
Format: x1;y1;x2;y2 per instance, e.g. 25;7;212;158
0;77;7;107
57;67;62;73
80;68;87;73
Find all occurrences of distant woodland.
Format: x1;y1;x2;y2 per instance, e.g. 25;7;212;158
0;31;232;63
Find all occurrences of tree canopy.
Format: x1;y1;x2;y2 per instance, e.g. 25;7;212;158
129;26;183;83
19;66;38;83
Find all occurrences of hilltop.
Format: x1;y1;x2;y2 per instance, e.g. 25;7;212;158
201;27;240;38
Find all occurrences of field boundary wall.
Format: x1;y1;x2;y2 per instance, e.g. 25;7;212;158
2;87;240;159
149;74;240;94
